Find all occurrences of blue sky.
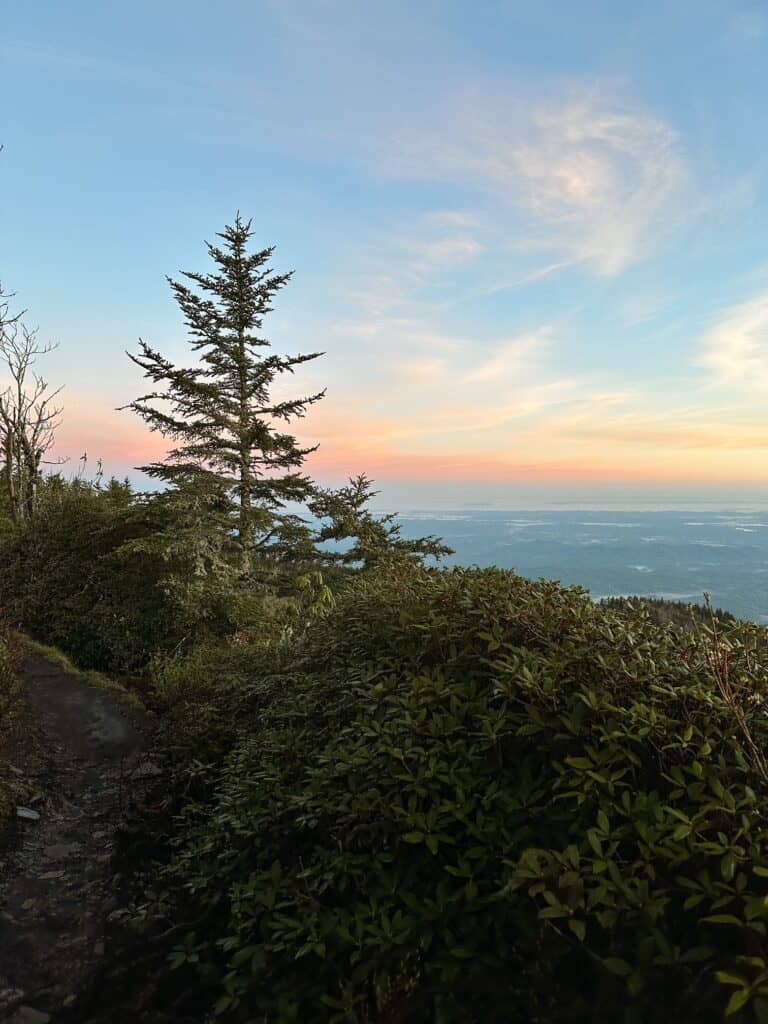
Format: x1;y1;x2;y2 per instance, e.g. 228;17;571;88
2;1;768;506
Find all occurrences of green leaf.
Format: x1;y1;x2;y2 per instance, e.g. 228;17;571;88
722;852;737;882
725;988;750;1016
716;971;748;987
539;905;570;919
587;829;603;857
214;995;234;1016
603;957;632;977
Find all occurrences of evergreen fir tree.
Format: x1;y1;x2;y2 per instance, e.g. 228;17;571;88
124;216;325;570
310;474;453;569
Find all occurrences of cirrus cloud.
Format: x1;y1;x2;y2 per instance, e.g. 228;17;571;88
383;84;689;277
699;292;768;389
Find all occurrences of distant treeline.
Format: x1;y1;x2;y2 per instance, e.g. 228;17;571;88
599;595;736;629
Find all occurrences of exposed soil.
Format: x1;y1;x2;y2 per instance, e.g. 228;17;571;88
0;652;154;1023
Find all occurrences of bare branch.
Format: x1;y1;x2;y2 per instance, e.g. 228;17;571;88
0;315;65;519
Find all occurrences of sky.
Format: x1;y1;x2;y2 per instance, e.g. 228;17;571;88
2;0;768;508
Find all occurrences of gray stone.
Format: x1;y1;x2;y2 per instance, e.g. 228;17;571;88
42;843;80;860
15;807;40;822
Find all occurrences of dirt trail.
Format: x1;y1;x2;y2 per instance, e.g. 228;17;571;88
0;652;150;1023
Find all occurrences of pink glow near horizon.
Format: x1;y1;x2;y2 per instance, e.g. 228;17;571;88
52;408;768;489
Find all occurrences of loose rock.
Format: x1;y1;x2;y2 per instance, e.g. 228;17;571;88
15;808;39;822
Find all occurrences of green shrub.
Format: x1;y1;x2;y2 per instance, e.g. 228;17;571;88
0;476;338;675
0;630;26;822
0;478;158;670
0;477;238;672
0;631;20;739
600;595;736;630
135;564;768;1022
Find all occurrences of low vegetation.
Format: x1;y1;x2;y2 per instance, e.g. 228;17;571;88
99;565;768;1023
0;628;28;824
600;595;736;630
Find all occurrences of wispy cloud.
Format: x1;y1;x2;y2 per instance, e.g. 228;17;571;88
699;292;768;389
306;307;635;466
562;417;768;450
464;330;550;383
383;84;689;277
404;235;484;278
480;261;572;297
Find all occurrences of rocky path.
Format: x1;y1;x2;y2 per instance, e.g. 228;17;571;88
0;652;150;1023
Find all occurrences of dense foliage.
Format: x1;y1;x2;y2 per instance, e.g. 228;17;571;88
0;628;25;823
0;475;236;671
0;469;450;674
130;564;768;1023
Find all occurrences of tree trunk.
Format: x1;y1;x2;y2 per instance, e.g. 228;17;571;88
1;428;17;520
237;323;252;573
